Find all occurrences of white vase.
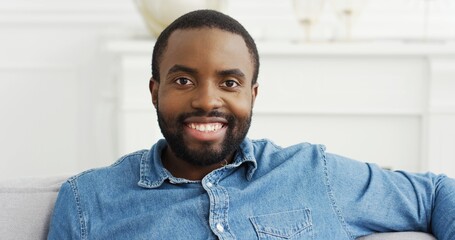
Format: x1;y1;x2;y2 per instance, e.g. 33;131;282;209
134;0;225;37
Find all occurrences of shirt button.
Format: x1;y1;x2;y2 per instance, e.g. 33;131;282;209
216;223;224;232
206;182;213;188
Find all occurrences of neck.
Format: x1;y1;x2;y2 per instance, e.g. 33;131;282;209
161;147;233;181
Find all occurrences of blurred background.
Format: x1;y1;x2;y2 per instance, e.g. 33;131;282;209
1;0;454;180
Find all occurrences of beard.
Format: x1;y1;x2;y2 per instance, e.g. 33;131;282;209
156;107;252;167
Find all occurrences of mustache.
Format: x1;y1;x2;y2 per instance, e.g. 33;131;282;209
177;110;234;123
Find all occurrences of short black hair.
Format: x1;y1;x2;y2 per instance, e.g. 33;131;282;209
151;9;260;85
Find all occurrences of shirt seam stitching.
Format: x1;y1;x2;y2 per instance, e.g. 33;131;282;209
321;147;354;239
68;179;87;240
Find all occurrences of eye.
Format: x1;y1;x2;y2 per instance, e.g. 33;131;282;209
175;77;193;86
221;80;240;88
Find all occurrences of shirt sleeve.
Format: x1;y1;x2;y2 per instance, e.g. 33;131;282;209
324;152;455;240
47;180;85;240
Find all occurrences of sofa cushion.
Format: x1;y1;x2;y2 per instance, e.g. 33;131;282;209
357;232;436;240
0;176;68;240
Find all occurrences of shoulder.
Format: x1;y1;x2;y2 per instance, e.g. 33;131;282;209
248;138;329;174
250;138;325;160
65;149;149;191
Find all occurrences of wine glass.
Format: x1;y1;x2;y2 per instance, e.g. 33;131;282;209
293;0;326;42
331;0;368;41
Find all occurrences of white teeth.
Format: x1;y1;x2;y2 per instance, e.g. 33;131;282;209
189;123;223;132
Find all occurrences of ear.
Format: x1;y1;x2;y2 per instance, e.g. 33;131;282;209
251;82;259;107
149;78;159;108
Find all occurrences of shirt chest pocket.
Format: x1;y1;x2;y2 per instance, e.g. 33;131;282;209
249;209;313;240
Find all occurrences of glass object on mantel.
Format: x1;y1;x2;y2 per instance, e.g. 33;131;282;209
134;0;225;37
293;0;326;42
331;0;368;41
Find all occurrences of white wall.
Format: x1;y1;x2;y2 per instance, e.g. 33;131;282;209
1;0;454;180
0;0;144;179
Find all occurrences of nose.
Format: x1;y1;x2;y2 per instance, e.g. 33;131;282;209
191;83;222;112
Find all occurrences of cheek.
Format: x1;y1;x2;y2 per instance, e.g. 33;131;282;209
158;88;186;109
157;94;181;118
158;102;177;118
226;95;253;118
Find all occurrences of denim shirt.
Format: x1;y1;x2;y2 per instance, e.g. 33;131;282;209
48;138;455;240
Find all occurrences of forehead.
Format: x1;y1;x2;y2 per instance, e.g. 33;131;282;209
160;28;254;78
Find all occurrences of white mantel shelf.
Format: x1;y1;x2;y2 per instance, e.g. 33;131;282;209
259;41;455;56
105;39;455;56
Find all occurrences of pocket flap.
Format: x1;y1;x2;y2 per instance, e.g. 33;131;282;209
249;209;312;239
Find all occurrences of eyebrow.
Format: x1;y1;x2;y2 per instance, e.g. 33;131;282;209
167;65;198;75
216;69;245;79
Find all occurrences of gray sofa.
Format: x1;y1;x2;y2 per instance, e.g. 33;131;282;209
0;176;436;240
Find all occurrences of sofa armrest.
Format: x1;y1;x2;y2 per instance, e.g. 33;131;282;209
357;232;436;240
0;176;68;240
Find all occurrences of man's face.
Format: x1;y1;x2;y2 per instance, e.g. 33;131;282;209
151;28;258;166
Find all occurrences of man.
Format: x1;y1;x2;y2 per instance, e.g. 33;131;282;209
48;10;455;239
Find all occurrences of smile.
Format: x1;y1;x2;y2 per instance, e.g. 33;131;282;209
187;123;224;132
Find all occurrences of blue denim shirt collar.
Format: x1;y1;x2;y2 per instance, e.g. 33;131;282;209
138;138;257;188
